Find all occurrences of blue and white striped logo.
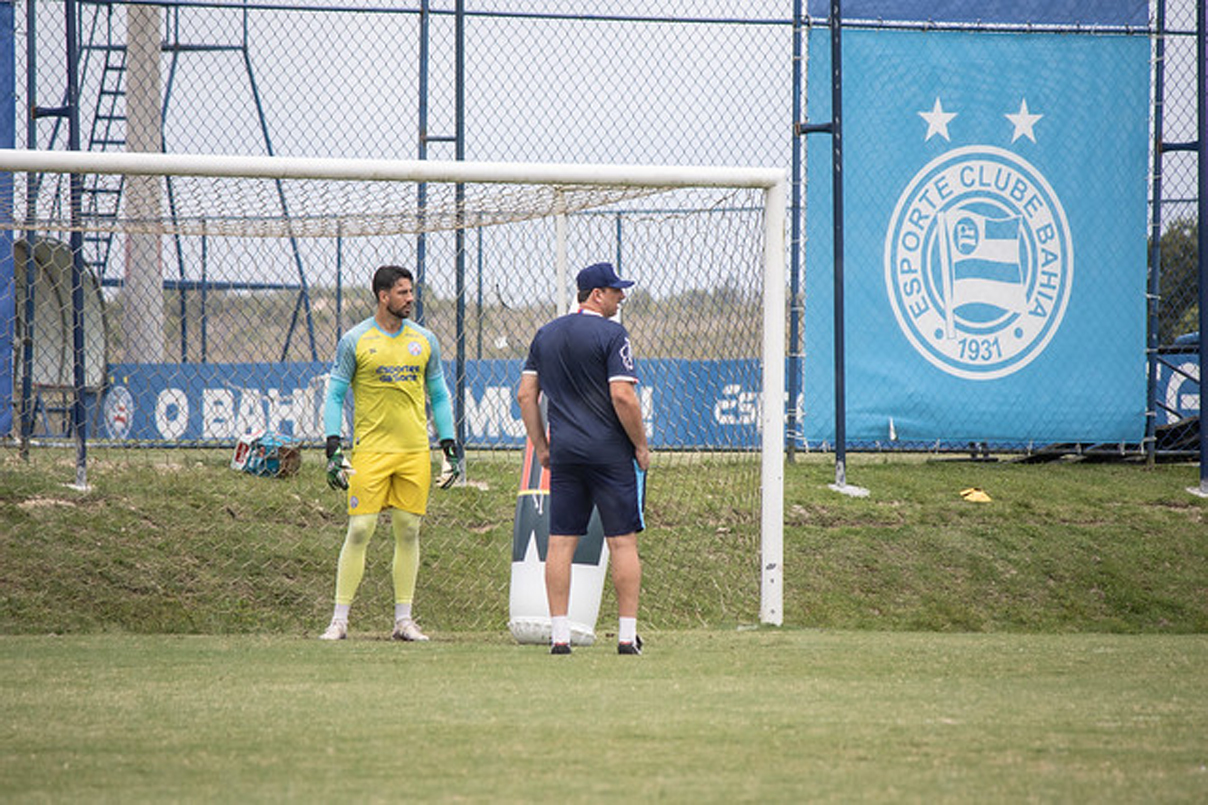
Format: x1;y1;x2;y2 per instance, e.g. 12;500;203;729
884;145;1073;379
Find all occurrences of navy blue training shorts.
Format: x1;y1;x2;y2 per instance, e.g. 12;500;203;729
549;460;646;538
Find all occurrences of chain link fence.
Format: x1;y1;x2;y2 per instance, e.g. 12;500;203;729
1;1;1203;633
1152;1;1201;450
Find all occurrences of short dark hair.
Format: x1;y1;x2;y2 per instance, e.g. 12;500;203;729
577;289;592;304
372;265;414;298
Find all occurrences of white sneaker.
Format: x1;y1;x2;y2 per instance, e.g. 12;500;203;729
392;617;429;642
319;619;348;641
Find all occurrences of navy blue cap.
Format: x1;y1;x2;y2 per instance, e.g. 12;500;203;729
576;262;635;292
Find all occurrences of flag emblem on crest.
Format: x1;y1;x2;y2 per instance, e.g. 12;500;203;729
885;146;1073;380
938;210;1027;335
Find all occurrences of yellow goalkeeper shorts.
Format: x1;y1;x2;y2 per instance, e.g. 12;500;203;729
347;450;432;516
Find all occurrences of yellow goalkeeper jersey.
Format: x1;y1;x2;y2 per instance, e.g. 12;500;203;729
329;317;449;453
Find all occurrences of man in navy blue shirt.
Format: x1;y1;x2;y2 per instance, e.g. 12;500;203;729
518;262;651;655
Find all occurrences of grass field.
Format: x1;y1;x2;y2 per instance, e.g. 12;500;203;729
3;449;1207;801
2;631;1206;803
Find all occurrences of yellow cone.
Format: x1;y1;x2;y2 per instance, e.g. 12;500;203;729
960;487;992;503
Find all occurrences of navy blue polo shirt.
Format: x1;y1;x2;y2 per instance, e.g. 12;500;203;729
522;310;639;466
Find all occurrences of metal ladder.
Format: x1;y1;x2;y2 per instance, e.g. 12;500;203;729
80;16;127;281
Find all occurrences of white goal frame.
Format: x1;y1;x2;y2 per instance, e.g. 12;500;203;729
0;147;788;625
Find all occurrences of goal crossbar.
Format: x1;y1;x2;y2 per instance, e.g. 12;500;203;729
0;148;784;192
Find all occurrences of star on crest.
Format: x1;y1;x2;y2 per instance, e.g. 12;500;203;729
918;97;957;142
1005;98;1043;143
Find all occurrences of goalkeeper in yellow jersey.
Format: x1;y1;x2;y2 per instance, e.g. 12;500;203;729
318;265;461;642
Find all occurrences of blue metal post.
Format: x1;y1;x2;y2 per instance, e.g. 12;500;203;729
830;0;847;488
454;0;467;452
416;0;431;324
1146;0;1167;466
615;212;623;273
19;0;39;460
336;227;344;337
66;0;88;488
1197;0;1207;493
178;229;189;362
165;10;187;361
199;231;208;362
475;226;484;359
795;2;847;485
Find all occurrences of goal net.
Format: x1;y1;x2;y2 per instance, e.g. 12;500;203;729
0;149;785;632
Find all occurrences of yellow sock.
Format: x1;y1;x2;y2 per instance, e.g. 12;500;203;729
391;510;422;608
334;513;378;607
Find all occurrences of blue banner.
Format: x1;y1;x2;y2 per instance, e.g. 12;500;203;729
94;359;762;449
804;25;1150;445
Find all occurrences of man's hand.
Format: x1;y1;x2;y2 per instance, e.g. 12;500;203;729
635;444;651;472
533;442;551;470
436;439;462;489
325;436;352;491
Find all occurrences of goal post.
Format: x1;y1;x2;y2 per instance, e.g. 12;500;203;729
0;148;786;628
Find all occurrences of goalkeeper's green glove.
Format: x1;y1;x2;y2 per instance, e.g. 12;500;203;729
325;435;352;491
436;439;461;489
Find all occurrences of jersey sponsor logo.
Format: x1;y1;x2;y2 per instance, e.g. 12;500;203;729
375;364;421;384
885;139;1073;380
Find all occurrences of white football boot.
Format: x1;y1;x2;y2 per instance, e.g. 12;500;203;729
319;619;348;641
391;618;429;642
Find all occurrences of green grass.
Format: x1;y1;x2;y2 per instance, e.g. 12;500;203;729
2;449;1206;634
2;631;1206;803
782;456;1208;632
3;451;1206;801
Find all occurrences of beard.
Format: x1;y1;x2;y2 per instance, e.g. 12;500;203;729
387;301;411;320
